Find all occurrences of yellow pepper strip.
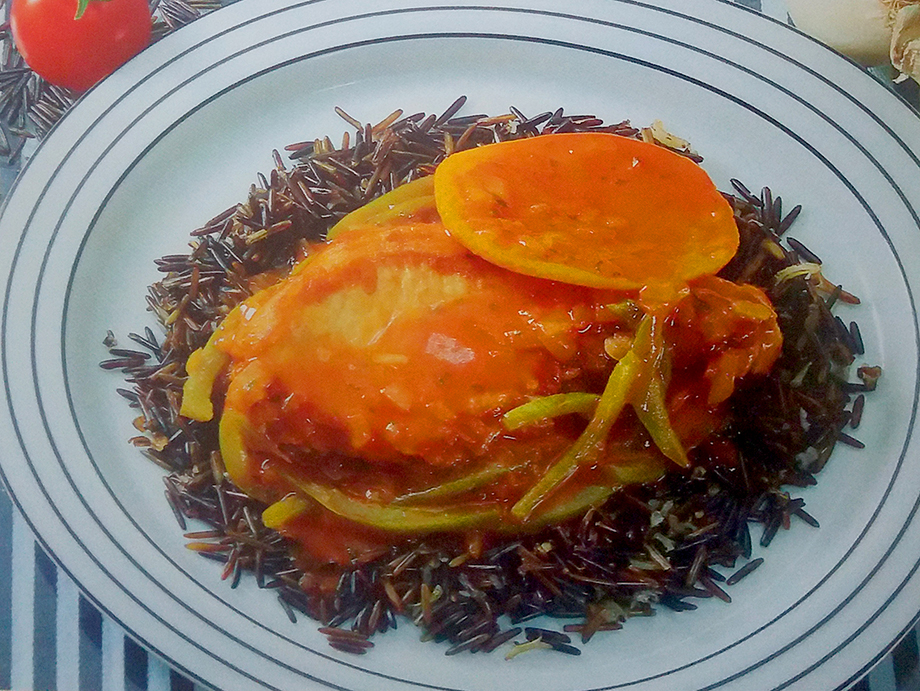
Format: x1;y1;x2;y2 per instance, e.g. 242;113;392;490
510;318;651;522
638;313;665;387
729;298;775;321
391;465;515;505
180;339;229;421
626;312;688;467
262;494;312;530
218;408;253;492
604;333;634;361
180;296;265;422
634;374;689;467
505;637;553;660
607;459;667;485
327;175;435;239
600;299;642;325
501;392;601;431
528;486;615;526
278;471;500;533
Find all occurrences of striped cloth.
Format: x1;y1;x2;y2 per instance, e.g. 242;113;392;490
0;490;206;691
1;0;918;689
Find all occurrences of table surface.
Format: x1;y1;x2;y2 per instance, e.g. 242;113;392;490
1;0;920;689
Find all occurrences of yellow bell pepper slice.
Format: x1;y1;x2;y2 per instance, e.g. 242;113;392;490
528;486;616;526
391;464;515;505
607;457;668;485
279;471;500;533
262;494;312;530
501;392;600;431
634;374;689;467
434;133;738;290
218;408;253;492
180;339;229;421
327;175;435;239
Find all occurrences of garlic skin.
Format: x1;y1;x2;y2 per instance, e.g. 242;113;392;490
891;5;920;79
786;0;915;65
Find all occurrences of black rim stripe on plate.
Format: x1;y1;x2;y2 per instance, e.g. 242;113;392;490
0;3;916;689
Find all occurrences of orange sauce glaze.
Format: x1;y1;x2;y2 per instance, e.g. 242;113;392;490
197;132;783;565
217;218;624;497
206;216;780;564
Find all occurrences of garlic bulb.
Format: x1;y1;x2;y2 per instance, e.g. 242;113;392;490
785;0;916;66
890;5;920;80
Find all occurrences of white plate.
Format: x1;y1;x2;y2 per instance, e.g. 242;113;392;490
2;1;920;689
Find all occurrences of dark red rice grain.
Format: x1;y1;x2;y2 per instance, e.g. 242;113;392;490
277;595;297;624
726;558;764;586
760;514;781;548
849;321;865;355
786;237;822;264
548;642;582;656
701;576;732;603
327;639;371;655
791;506;820;529
776;205;802;236
837;432;866;449
850;394;866;429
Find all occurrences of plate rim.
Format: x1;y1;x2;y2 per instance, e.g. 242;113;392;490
3;1;920;689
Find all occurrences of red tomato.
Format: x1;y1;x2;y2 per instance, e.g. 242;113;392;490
11;0;151;92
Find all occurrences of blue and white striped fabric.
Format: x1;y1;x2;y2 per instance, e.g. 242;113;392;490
1;0;918;689
0;491;207;690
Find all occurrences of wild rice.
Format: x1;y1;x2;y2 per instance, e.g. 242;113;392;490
850;394;866;429
725;557;765;586
849;321;865;356
103;100;878;657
